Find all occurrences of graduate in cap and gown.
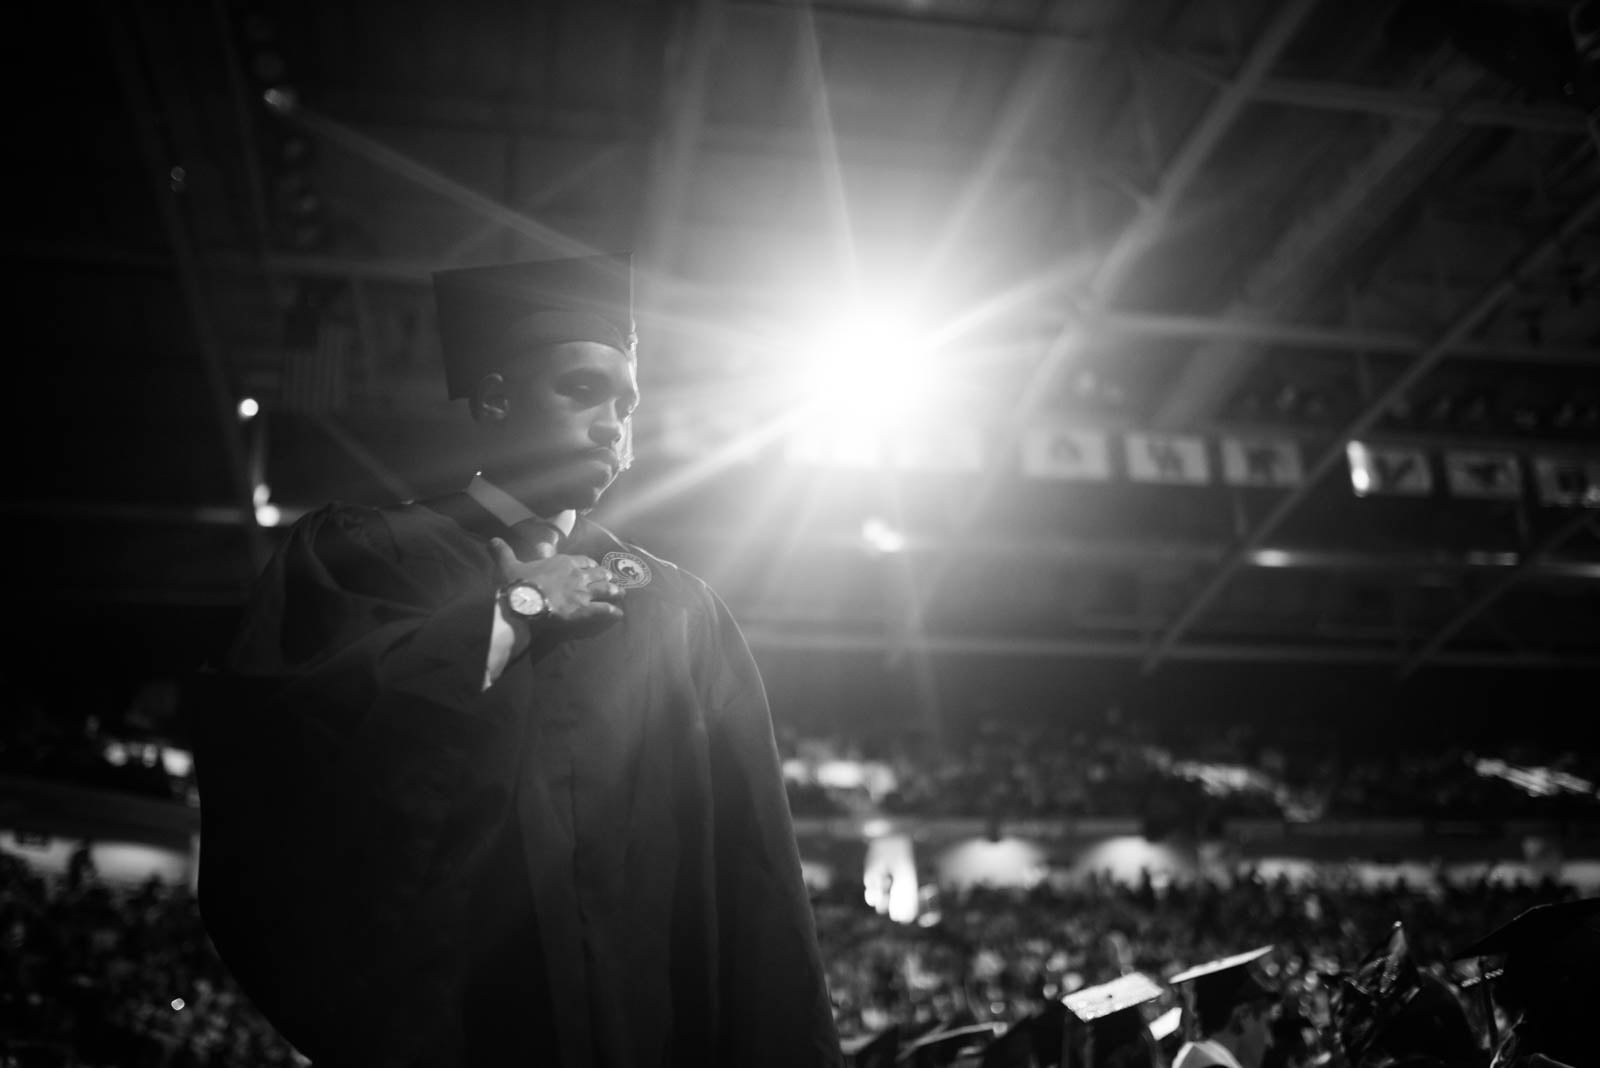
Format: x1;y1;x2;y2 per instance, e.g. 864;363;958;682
195;255;842;1068
1058;973;1165;1068
1168;948;1278;1068
1450;897;1599;1068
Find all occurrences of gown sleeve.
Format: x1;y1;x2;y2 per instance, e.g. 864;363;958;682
694;585;844;1068
192;503;511;1063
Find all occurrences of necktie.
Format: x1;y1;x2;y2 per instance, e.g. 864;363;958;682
508;518;563;561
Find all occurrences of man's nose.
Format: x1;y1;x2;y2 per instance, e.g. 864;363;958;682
592;406;625;447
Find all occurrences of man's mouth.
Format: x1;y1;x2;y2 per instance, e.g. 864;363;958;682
577;449;620;472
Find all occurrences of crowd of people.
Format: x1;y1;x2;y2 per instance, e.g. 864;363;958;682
813;867;1569;1047
1;839;1582;1066
6;691;1595;829
0;851;299;1067
779;717;1600;826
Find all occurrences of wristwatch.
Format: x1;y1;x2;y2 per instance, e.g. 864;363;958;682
500;580;551;621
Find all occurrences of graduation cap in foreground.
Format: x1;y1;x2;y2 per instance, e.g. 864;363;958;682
978;1003;1065;1068
1333;923;1478;1067
1060;973;1164;1068
1451;897;1600;1059
895;1022;1003;1068
432;254;636;399
1167;946;1276;1038
1454;897;1600;965
842;1024;900;1068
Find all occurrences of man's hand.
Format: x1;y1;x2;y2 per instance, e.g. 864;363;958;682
488;537;626;626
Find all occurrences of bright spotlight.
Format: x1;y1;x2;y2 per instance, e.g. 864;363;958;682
252;483;272;508
255;503;282;527
862;517;906;554
796;303;926;418
262;86;299;115
237;397;260;420
784;298;944;467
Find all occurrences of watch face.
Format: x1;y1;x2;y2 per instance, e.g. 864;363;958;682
507;583;545;617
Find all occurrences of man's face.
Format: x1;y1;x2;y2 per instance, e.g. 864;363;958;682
480;340;639;513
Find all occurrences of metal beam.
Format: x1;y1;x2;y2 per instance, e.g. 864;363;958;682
1398;511;1600;678
22;243;1600;367
1141;188;1600;674
737;624;1600;668
639;0;723;275
106;6;267;575
1096;310;1600;366
729;0;1103;47
1082;0;1321;309
22;497;1598;581
1152;51;1477;428
26;574;1600;668
1253;78;1591;134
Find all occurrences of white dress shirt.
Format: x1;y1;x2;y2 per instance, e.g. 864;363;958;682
466;474;577;691
1173;1039;1245;1068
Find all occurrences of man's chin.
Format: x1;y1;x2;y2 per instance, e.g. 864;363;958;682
492;467;613;513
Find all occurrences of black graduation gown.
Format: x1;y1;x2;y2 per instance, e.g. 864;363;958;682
194;499;842;1068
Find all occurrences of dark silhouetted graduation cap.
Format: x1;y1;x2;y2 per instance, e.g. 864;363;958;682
1060;973;1163;1068
896;1022;1003;1068
1334;923;1479;1066
1453;897;1600;1007
841;1024;899;1068
1455;897;1600;963
1453;898;1599;1066
1168;946;1276;1037
979;1003;1065;1068
432;254;636;399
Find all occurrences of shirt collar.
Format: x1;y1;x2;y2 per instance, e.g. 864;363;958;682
1189;1040;1244;1068
465;474;576;538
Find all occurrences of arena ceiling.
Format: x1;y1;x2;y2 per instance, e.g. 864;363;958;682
13;0;1600;713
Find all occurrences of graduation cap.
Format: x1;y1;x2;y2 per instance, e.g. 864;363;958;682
978;1004;1065;1068
895;1022;1003;1068
843;1024;900;1068
432;254;636;399
1454;897;1600;965
1333;923;1478;1066
1451;897;1600;1056
1060;973;1163;1068
1167;946;1276;1037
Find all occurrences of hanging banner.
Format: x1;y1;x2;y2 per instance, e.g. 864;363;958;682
1020;427;1113;481
1347;442;1432;496
1533;456;1600;507
1125;433;1210;485
1220;438;1303;488
1444;451;1523;500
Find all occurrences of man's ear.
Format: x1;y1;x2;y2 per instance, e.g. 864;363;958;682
470;372;510;423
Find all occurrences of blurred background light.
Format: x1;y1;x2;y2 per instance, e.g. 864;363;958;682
261;86;297;114
1347;442;1375;495
236;397;259;420
863;833;919;923
861;517;906;554
780;296;949;470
